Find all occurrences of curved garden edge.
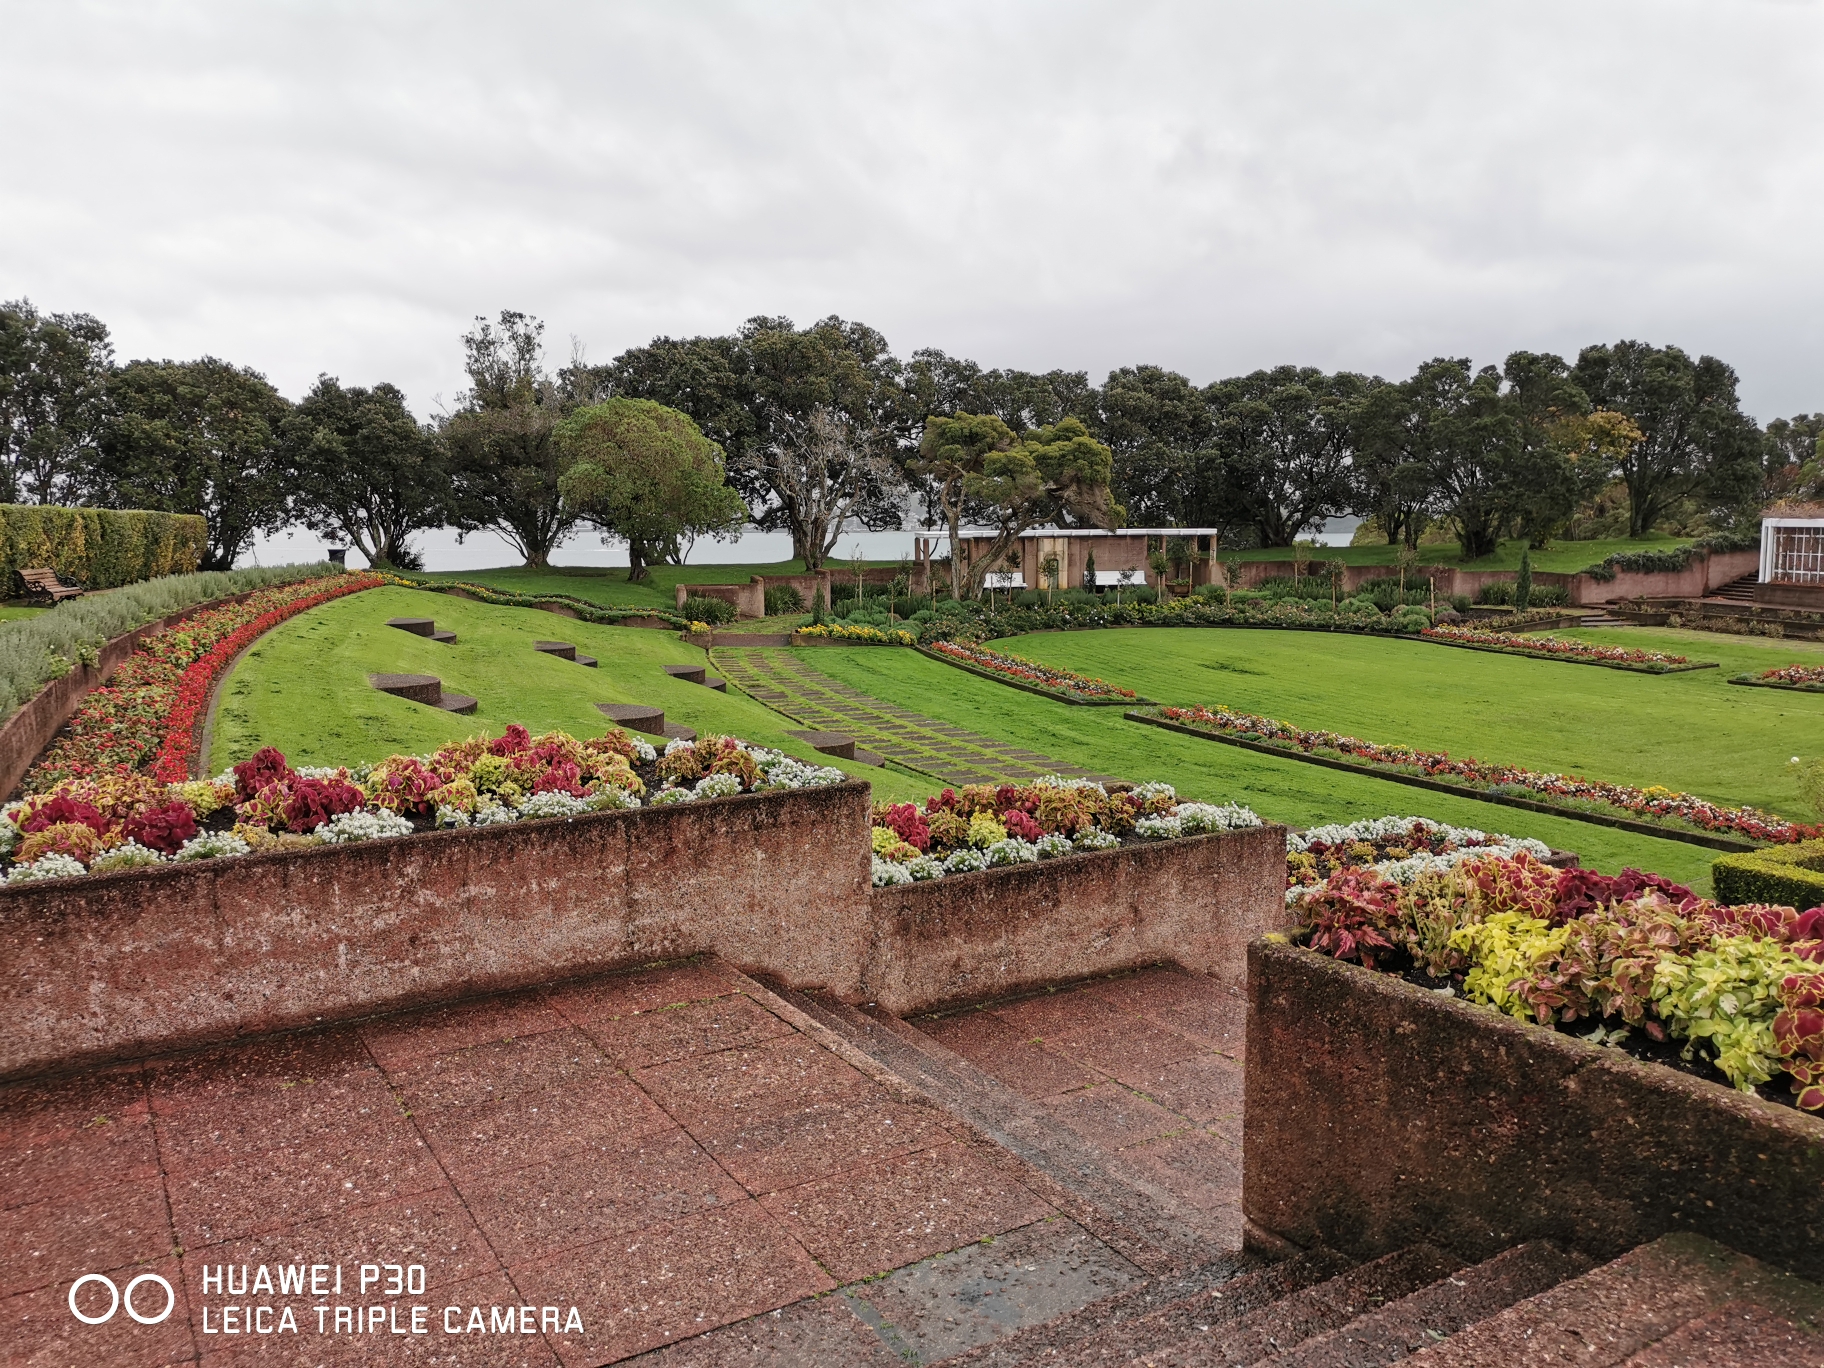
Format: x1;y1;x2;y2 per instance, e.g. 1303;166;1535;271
1124;709;1763;854
1728;675;1824;693
0;589;268;801
1416;636;1719;673
912;645;1151;706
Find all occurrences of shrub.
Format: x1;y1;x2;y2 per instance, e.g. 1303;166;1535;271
0;505;206;594
1712;841;1824;912
763;585;805;615
680;595;737;626
1476;581;1568;607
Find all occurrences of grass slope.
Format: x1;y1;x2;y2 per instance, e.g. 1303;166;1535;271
997;626;1823;821
207;586;928;801
1232;535;1693;574
420;559;902;612
803;644;1740;892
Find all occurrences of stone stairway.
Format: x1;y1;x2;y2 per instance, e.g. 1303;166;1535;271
1710;571;1760;602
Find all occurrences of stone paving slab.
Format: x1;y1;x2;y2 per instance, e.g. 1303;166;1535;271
711;648;1123;788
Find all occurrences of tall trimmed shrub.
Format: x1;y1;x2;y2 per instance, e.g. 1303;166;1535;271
0;506;206;594
1711;841;1824;911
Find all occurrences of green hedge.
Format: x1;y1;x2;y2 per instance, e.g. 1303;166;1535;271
1712;840;1824;910
0;506;207;594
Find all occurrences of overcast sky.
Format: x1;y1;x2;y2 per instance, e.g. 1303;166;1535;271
5;0;1822;427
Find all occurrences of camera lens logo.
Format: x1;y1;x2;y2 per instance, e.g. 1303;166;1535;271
68;1273;176;1325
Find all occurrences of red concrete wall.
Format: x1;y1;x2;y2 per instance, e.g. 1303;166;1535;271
866;824;1289;1012
1243;940;1824;1282
676;580;766;619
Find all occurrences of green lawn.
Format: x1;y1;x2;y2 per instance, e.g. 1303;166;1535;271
997;626;1822;822
1234;535;1692;574
799;644;1728;890
207;586;927;801
420;559;904;612
0;605;48;626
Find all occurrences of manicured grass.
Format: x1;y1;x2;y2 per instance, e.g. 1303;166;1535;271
1233;535;1693;574
802;644;1752;893
420;559;903;612
0;605;48;626
999;626;1822;821
207;587;928;801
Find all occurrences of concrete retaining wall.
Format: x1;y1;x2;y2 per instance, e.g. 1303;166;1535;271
1243;939;1824;1281
0;783;1285;1081
866;822;1288;1013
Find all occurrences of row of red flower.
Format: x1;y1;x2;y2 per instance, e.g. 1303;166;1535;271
1154;702;1821;845
926;640;1137;699
27;574;382;791
1761;664;1824;686
1421;624;1693;667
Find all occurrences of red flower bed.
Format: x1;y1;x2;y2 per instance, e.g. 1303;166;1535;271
27;574;382;791
1761;664;1824;687
927;640;1137;700
1421;624;1695;669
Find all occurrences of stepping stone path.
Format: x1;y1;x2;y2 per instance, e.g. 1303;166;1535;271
595;702;695;742
712;649;1120;787
386;616;457;643
368;672;478;715
664;663;727;692
534;639;598;667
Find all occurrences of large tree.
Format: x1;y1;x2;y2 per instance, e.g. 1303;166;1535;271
1349;376;1434;548
1499;351;1617;548
955;417;1121;599
280;376;447;569
1403;357;1520;561
1097;365;1218;527
914;411;1018;598
1206;366;1366;546
441;311;581;567
554;398;746;580
0;299;114;505
1763;414;1824;504
95;358;291;569
1572;341;1763;536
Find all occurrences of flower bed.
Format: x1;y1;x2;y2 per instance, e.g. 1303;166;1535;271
1286;815;1550;903
1292;849;1824;1110
1731;663;1824;693
1140;703;1821;846
383;573;689;628
1419;624;1712;672
793;623;918;646
921;640;1140;703
26;574;382;791
2;727;847;884
868;776;1261;886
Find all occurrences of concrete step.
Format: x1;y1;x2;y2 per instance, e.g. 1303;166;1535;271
576;653;597;668
429;629;457;644
773;987;1217;1275
1404;1233;1824;1367
436;692;478;715
1254;1241;1591;1367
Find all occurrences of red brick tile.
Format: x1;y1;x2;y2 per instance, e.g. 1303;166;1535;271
0;1175;176;1299
1128;1051;1244;1127
0;1070;159;1210
409;1075;675;1184
386;1028;615;1115
164;1119;448;1249
916;1012;1099;1100
358;992;571;1072
5;1255;195;1368
1116;1131;1242;1218
698;1098;951;1195
179;1187;500;1312
758;1141;1051;1282
465;1127;746;1265
582;995;796;1071
634;1035;877;1134
981;989;1126;1044
1034;1013;1205;1089
1081;968;1248;1056
511;1200;834;1366
1041;1083;1183;1154
627;1294;903;1367
543;961;738;1026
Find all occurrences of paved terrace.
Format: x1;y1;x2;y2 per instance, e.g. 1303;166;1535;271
2;958;1245;1366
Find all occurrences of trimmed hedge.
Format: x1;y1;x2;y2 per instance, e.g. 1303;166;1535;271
1712;840;1824;910
0;506;206;594
1580;529;1758;582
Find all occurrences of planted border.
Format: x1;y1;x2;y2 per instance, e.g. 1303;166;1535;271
1729;664;1824;693
917;640;1147;705
1419;624;1716;673
384;573;689;630
1127;705;1814;851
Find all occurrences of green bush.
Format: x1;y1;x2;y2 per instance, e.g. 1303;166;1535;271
0;563;334;721
763;585;805;616
680;595;737;626
0;505;206;594
1711;841;1824;911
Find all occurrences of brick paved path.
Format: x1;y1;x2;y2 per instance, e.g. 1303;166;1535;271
711;648;1121;788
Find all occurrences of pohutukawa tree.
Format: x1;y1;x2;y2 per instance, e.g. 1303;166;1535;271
915;411;1018;600
955;417;1122;600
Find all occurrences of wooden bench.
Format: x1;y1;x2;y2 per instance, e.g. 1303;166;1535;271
19;568;83;602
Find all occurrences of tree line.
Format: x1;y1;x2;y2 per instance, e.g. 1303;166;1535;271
3;297;1818;577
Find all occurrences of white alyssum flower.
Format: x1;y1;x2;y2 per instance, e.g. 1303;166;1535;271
1173;802;1264;834
1032;774;1108;795
904;854;946;881
942;847;988;874
1134;814;1184;840
314;809;413;844
7;852;89;882
516;790;592;820
175;831;254;861
650;787;695;806
872;854;915;887
984;837;1040;867
88;841;166;873
472;801;518;825
692;773;744;800
664;736;694;756
632;737;658;763
1071;828;1121;851
1129;781;1177;804
586;786;641;811
1035;832;1074;858
436;805;472;828
0;815;19;858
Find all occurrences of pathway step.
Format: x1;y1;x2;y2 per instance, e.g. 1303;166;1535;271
385;616;436;636
576;653;597;667
663;663;707;683
428;629;457;644
435;692;478;715
534;639;578;660
368;673;477;715
595;702;667;737
787;728;857;759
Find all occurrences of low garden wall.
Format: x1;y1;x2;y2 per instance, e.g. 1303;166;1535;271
0;783;1286;1081
865;822;1288;1013
1230;549;1758;606
1243;938;1824;1282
